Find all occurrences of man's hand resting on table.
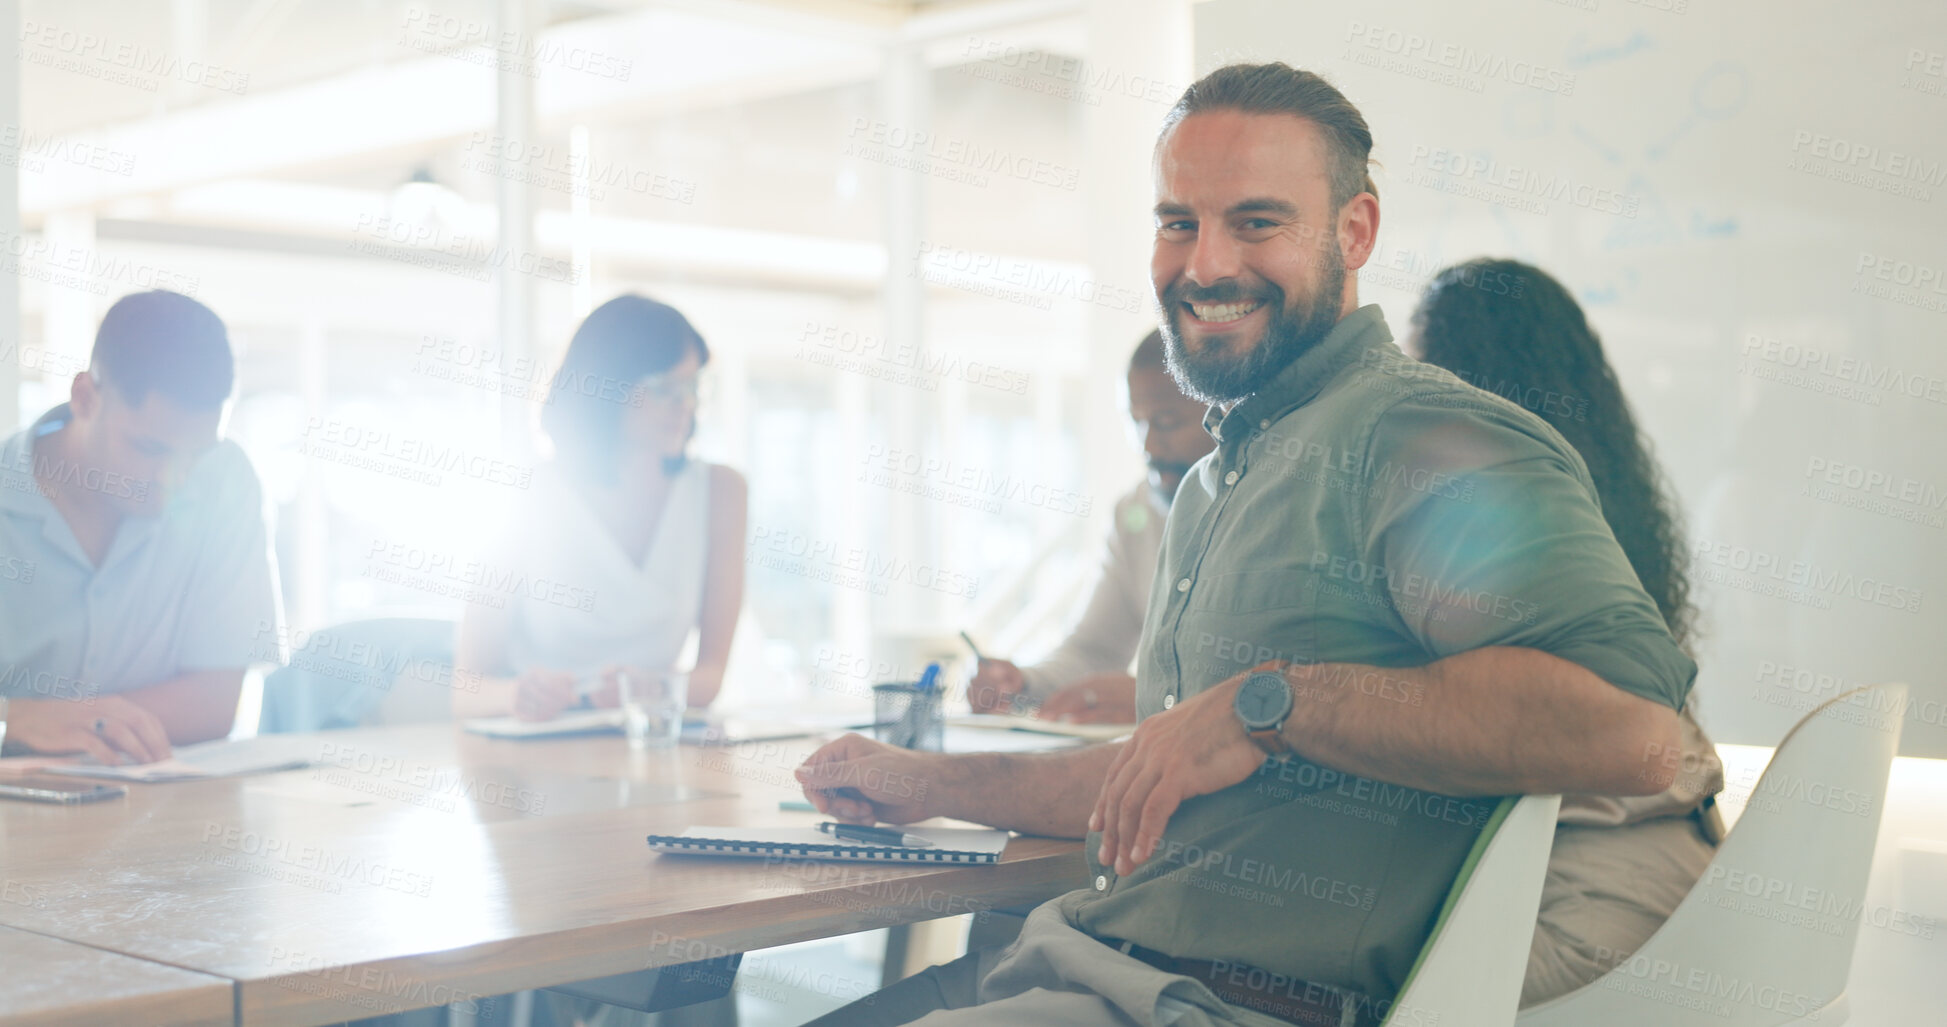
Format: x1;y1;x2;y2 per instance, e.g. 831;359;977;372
3;694;172;765
795;733;955;825
1090;665;1279;876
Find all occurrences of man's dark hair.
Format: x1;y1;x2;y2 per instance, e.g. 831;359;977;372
1161;63;1377;209
90;290;234;411
1412;258;1695;646
1128;329;1167;374
542;293;709;486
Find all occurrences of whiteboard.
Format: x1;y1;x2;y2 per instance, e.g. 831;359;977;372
1198;0;1947;755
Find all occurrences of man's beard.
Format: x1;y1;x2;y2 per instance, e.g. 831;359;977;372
1147;458;1195;502
1158;252;1345;406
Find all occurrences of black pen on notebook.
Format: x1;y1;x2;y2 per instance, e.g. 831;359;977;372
817;822;934;847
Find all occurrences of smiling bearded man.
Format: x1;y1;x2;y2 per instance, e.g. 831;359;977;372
791;63;1697;1027
1157;208;1344;409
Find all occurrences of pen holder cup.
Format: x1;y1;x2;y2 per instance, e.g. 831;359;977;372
873;683;944;752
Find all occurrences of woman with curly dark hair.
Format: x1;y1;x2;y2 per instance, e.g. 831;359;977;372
1408;258;1725;1007
1409;260;1694;644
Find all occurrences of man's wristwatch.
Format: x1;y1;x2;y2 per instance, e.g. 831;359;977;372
1233;671;1294;757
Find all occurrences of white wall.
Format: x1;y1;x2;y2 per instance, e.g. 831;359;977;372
1198;0;1947;755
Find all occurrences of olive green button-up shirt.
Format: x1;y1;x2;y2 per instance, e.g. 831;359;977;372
1066;304;1695;1003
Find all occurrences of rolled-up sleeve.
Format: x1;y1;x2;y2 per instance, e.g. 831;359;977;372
1356;394;1694;710
178;445;283;671
1019;510;1150;698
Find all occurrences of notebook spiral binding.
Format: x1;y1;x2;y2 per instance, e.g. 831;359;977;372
645;834;999;864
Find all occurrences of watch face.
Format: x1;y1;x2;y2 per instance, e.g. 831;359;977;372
1235;672;1292;729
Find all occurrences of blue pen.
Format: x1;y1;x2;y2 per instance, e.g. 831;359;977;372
911;663;945;749
889;663;941;749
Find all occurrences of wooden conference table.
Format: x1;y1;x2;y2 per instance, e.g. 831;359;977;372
0;724;1086;1025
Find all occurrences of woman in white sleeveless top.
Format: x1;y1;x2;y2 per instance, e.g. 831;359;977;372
1407;259;1723;1007
454;294;746;723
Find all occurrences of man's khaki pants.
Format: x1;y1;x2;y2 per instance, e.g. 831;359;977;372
803;898;1317;1027
807;812;1715;1025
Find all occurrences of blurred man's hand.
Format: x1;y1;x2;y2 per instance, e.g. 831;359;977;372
4;694;172;765
966;657;1026;713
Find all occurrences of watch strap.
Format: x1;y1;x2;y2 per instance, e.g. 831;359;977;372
1248;723;1290;757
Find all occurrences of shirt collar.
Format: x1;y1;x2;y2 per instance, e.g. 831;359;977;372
0;404;167;574
1201;304;1393;443
0;404;69;515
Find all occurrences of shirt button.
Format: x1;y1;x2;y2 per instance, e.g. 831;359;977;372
1224;470;1239;486
1259;419;1270;430
1163;694;1176;710
1176;577;1190;593
1094;875;1109;891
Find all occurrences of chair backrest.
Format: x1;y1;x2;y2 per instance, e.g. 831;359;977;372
1518;682;1907;1026
258;618;457;732
1382;792;1562;1027
366;621;466;726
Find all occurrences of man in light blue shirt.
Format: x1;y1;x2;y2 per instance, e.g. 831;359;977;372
0;290;280;764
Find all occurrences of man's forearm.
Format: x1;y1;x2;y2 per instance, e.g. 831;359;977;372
1020;536;1144;700
1280;647;1679;797
934;742;1123;837
1018;646;1127;702
122;669;244;745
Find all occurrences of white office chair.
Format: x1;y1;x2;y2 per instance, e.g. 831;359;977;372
1380;792;1562;1026
258;617;458;731
1518;682;1907;1026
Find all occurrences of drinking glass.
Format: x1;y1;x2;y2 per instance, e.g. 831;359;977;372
618;670;688;750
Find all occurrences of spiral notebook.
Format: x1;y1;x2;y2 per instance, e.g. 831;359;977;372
646;825;1009;864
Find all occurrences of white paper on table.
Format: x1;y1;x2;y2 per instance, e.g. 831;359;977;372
947;714;1134;743
42;735;314;783
460;709;626;739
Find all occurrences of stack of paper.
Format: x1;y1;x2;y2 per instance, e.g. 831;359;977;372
44;735;313;783
947;714;1133;743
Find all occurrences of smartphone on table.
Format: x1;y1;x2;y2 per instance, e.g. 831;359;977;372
0;776;128;804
